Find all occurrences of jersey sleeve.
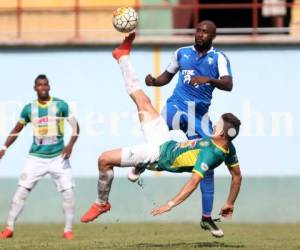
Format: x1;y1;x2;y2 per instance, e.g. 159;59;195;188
192;148;218;178
19;104;31;125
60;101;70;118
225;144;239;168
217;52;232;77
166;49;179;74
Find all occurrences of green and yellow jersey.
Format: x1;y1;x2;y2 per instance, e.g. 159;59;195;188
19;97;70;158
157;138;239;177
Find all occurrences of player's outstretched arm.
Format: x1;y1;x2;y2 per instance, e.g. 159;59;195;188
151;173;202;216
62;116;80;160
190;75;233;91
220;166;242;219
145;71;175;87
0;122;24;159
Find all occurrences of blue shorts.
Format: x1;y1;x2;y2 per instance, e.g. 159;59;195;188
162;101;212;139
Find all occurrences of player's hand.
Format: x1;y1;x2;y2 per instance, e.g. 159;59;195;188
0;149;6;159
190;76;211;86
61;145;73;160
151;203;172;216
220;203;234;219
145;74;156;86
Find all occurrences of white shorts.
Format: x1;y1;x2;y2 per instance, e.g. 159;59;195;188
18;155;74;192
121;116;171;167
141;116;171;145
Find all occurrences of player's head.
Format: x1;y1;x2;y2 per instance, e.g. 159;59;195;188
212;113;241;141
194;20;216;52
34;74;50;100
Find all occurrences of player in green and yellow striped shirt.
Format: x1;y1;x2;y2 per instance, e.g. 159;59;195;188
0;75;79;240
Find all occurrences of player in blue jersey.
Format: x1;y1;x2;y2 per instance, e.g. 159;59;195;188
141;20;233;237
0;75;79;240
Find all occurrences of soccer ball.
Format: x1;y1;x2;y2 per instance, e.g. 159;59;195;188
112;7;138;33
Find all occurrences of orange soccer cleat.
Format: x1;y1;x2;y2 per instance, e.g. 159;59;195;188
0;228;13;239
112;33;136;61
63;231;74;240
80;202;111;223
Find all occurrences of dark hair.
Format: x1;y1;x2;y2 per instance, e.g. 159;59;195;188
35;74;48;84
221;113;241;141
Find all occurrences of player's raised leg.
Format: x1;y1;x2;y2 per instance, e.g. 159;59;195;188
112;33;160;124
112;33;171;182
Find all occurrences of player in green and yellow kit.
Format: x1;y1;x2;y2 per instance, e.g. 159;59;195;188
81;34;242;233
0;75;79;240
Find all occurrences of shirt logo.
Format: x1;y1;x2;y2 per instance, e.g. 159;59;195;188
208;57;213;65
199;141;209;147
201;163;209;171
179;141;197;148
182;70;195;84
183;54;190;59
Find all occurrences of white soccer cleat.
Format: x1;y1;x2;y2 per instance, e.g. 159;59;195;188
211;229;224;238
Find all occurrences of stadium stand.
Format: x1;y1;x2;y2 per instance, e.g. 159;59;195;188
0;0;299;45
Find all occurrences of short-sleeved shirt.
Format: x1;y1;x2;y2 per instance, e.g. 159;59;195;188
166;45;232;115
19;97;71;158
157;138;239;177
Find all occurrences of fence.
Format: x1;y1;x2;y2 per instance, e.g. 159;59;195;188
0;0;299;43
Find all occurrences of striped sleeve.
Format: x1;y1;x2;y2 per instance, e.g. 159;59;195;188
166;49;180;74
217;52;232;77
19;104;31;125
60;100;70;118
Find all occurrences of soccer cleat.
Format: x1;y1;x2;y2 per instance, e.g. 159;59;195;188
0;228;13;239
200;218;224;238
63;231;74;240
80;202;111;223
128;167;146;182
112;32;136;61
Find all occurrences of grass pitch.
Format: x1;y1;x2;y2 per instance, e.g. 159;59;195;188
0;223;300;249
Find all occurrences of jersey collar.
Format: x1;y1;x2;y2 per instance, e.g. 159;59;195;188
36;96;53;108
211;139;229;154
193;46;214;57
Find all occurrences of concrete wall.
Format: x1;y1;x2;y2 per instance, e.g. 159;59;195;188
0;0;137;41
0;45;298;177
0;177;299;223
0;0;176;42
0;44;299;223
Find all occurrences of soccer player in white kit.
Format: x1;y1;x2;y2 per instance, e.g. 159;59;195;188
0;75;79;240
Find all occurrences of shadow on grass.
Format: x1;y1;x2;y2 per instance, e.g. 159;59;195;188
132;241;244;248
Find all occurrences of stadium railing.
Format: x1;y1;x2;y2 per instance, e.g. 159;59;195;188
0;0;299;45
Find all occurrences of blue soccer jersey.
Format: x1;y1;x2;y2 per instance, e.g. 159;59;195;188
164;45;232;139
166;45;232;113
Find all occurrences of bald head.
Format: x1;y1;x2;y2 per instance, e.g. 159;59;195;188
194;20;217;52
199;20;216;37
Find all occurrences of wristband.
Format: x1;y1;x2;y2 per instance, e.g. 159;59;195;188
1;145;7;151
167;200;175;209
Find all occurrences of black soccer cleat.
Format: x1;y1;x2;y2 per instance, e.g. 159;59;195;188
200;217;224;238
